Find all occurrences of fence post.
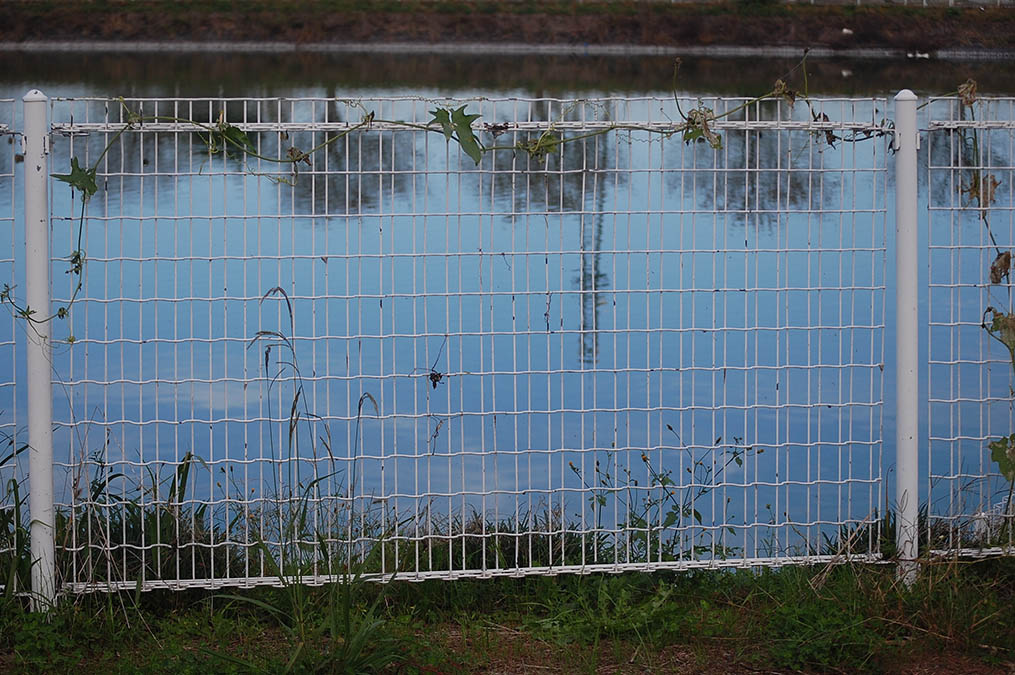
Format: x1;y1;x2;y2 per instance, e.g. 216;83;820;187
894;88;919;586
23;89;55;610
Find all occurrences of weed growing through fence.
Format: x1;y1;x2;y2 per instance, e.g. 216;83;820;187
206;545;403;673
0;430;29;597
193;286;402;672
568;433;762;562
2;556;1011;672
54;447;239;588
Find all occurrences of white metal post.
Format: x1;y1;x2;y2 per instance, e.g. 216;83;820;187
894;89;919;586
24;89;55;609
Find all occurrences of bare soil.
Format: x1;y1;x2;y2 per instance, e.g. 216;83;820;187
2;0;1014;52
416;623;1014;674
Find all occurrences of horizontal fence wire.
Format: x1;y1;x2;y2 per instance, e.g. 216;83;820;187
926;97;1015;557
0;98;22;595
31;95;892;591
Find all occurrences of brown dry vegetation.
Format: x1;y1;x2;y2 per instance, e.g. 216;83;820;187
1;0;1014;52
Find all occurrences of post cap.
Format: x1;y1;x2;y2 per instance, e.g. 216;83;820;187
23;89;47;102
895;89;918;102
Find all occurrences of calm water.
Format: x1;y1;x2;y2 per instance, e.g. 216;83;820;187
1;50;1013;565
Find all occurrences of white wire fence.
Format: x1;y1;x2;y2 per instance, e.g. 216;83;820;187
38;94;891;591
0;98;23;593
0;91;1008;597
926;97;1015;557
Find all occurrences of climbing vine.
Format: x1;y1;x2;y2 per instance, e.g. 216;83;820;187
3;53;888;345
960;76;1015;538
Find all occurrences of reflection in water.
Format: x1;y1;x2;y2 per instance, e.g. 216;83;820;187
4;49;1015;98
0;50;1012;583
0;93;902;582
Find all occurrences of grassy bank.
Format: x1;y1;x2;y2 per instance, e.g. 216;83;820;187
1;558;1013;673
2;0;1014;52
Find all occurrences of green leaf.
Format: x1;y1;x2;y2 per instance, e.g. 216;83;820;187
451;105;483;164
988;434;1015;482
429;106;483;165
989;311;1015;350
67;250;84;276
53;157;98;202
983;307;1015;367
200;114;256;157
221;124;255;154
520;132;560;162
682;127;704;144
429;108;454;141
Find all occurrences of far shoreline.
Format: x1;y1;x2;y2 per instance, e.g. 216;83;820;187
2;40;1015;62
2;1;1014;57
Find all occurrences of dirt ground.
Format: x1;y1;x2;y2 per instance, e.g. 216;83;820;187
2;0;1014;52
421;623;1014;674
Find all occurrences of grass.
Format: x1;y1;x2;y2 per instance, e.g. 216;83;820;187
0;557;1013;673
2;371;1011;673
5;445;1011;673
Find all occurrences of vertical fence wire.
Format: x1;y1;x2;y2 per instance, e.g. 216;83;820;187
926;97;1015;556
0;99;20;594
25;95;894;591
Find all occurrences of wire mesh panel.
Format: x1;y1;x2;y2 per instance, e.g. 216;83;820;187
0;98;23;594
42;96;889;592
926;97;1015;556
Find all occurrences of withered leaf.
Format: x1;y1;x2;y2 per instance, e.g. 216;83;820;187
484;122;510;138
287;146;311;166
813;112;837;148
962;172;1001;214
990;250;1012;285
683;107;722;150
773;79;796;105
958;78;978;107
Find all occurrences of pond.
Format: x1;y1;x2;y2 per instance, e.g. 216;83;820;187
0;48;1013;578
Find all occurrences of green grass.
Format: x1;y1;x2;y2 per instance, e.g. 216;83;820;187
3;405;1011;673
1;558;1013;673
